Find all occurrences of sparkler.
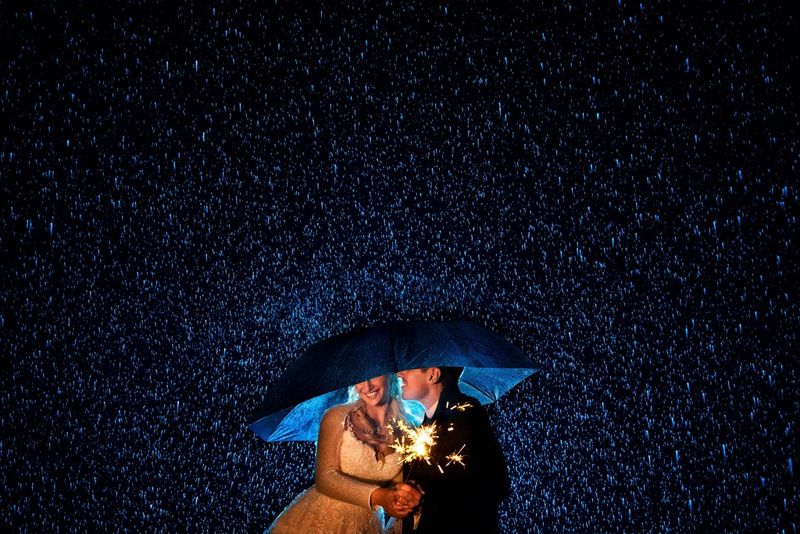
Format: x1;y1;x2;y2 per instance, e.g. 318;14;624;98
447;401;473;412
388;416;469;478
386;416;469;532
389;418;438;466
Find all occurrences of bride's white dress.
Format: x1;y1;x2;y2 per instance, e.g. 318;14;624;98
267;404;403;534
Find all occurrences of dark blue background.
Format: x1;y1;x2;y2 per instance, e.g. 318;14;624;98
2;1;797;531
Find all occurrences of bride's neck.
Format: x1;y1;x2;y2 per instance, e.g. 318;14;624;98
363;402;390;427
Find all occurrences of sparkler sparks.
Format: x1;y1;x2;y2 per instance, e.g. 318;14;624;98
448;402;473;412
388;416;469;483
389;418;439;465
445;444;467;467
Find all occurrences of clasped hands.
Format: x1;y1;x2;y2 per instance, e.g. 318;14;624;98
371;482;423;519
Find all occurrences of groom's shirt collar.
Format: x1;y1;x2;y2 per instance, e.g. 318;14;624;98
424;382;463;423
424;399;439;420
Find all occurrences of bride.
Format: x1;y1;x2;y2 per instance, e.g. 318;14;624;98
267;374;422;533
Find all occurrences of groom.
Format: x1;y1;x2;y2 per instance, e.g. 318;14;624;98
396;366;510;533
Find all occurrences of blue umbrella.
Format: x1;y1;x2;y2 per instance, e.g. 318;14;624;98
249;320;539;441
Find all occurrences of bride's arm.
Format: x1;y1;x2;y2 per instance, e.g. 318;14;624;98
314;406;380;510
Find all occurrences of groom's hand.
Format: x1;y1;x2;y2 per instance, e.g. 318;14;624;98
370;487;414;518
392;482;423;510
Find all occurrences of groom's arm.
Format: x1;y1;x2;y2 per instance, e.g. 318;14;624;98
471;405;510;502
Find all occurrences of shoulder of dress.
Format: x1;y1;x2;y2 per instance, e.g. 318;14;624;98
324;403;358;424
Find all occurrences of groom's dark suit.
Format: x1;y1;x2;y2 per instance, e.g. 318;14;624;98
402;382;509;533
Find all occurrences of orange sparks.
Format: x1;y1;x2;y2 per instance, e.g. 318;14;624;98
445;444;467;467
389;418;438;465
449;402;473;412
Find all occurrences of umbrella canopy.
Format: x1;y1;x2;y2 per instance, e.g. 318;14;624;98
249;320;539;442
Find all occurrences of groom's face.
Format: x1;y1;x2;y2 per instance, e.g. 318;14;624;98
396;368;429;401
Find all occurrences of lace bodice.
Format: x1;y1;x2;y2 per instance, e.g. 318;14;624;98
340;422;402;481
314;404;403;509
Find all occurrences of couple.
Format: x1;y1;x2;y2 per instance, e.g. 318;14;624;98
267;366;509;533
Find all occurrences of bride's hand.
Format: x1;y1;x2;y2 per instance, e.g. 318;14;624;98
371;487;414;518
392;483;423;509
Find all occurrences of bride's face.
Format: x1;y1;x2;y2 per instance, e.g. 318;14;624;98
354;375;390;407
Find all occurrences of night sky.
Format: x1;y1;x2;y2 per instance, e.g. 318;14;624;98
2;1;798;531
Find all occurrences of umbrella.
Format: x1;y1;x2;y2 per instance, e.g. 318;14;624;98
249;320;539;442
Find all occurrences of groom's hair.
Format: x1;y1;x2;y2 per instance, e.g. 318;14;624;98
436;366;464;386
